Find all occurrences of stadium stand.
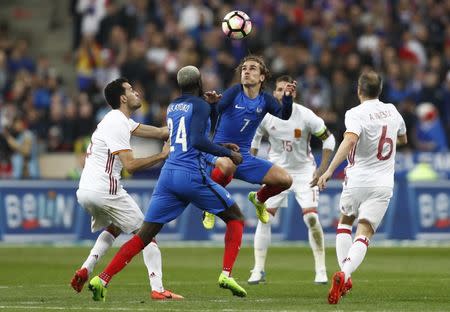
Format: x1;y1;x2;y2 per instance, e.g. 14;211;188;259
0;0;449;179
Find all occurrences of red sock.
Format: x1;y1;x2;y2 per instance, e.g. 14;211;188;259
256;185;285;203
99;235;145;284
211;167;233;187
222;220;244;275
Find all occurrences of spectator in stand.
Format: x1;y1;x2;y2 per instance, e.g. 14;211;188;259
8;39;35;75
2;115;39;178
96;0;121;47
416;102;448;152
1;0;450;180
76;34;103;92
0;50;7;93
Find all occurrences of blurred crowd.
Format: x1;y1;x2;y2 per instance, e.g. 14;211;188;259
0;0;449;179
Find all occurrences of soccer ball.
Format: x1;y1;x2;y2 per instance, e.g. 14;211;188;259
222;11;252;40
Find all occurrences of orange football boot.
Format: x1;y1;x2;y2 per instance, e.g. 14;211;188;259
151;289;184;300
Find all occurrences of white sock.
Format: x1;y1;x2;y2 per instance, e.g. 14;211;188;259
253;214;273;272
342;235;369;281
303;212;326;272
336;224;353;270
82;230;115;274
143;241;164;292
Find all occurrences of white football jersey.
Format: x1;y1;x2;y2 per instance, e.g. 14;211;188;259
251;103;326;174
78;110;139;194
344;99;406;188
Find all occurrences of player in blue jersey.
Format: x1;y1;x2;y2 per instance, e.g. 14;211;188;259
87;66;248;301
202;55;296;228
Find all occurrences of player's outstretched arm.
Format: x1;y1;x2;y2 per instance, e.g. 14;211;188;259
132;124;169;141
215;84;242;113
204;90;222;103
317;132;358;190
117;142;170;174
190;98;235;158
310;128;336;187
250;122;266;156
265;81;296;120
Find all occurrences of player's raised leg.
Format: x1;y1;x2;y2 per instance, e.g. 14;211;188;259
341;221;372;281
335;215;355;295
329;219;373;304
203;157;236;229
250;165;292;223
71;225;120;293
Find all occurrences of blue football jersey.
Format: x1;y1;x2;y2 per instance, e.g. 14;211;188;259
213;84;292;152
164;94;231;172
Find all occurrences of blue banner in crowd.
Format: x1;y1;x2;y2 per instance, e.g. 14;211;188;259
395;152;450;179
0;178;449;242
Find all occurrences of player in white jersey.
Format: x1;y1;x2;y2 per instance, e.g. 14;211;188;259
249;75;335;285
71;77;183;300
316;71;407;304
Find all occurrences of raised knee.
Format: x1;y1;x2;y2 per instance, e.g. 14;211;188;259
283;174;293;189
217;157;236;176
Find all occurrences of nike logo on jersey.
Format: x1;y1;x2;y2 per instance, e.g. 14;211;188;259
235;104;245;109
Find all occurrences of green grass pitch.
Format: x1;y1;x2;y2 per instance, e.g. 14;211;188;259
0;245;449;311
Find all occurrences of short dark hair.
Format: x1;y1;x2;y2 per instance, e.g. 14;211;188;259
104;77;128;109
275;75;294;84
358;70;382;98
236;55;271;90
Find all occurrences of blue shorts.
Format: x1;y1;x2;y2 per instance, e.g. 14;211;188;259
144;169;235;223
234;152;273;184
202;153;217;175
203;152;273;185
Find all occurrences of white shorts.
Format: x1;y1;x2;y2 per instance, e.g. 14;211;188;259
339;187;393;231
76;189;144;234
265;173;319;209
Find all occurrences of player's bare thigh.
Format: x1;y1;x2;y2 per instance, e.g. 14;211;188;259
262;165;292;189
216;157;236;176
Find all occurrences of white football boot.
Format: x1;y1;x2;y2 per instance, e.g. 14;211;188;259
247;269;266;285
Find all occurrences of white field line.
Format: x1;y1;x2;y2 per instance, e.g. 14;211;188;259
0;306;295;312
